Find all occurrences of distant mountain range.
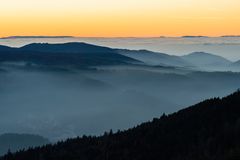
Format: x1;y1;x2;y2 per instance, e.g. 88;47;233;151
0;36;74;39
221;35;240;38
118;49;239;71
117;49;192;67
0;133;49;156
181;36;209;38
3;36;240;39
0;42;239;71
2;90;240;160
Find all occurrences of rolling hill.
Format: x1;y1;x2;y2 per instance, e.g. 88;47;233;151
117;49;192;67
0;45;14;51
0;43;141;68
229;60;240;72
231;60;240;67
182;52;232;70
20;42;114;53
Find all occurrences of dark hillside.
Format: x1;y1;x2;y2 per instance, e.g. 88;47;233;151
2;91;240;160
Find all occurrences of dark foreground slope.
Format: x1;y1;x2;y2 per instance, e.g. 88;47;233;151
2;91;240;160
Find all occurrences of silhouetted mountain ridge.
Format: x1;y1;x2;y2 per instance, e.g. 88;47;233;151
181;36;209;38
20;42;113;53
0;43;141;68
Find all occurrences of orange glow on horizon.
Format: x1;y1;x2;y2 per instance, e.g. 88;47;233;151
0;0;240;37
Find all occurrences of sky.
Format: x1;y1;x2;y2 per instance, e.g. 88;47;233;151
0;0;240;37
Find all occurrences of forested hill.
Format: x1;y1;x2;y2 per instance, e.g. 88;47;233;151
2;90;240;160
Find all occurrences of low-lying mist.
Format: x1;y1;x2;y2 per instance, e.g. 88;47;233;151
0;65;239;141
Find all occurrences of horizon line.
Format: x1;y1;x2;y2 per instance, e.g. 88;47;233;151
1;35;240;39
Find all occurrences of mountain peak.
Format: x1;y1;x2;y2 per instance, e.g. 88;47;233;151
186;51;224;57
182;52;232;68
20;42;113;53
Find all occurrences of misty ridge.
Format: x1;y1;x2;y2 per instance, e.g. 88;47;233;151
0;42;240;155
1;42;240;71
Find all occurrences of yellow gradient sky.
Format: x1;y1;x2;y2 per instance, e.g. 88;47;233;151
0;0;240;37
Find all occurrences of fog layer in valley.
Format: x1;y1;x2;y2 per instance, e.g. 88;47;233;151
0;65;239;141
0;39;240;145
